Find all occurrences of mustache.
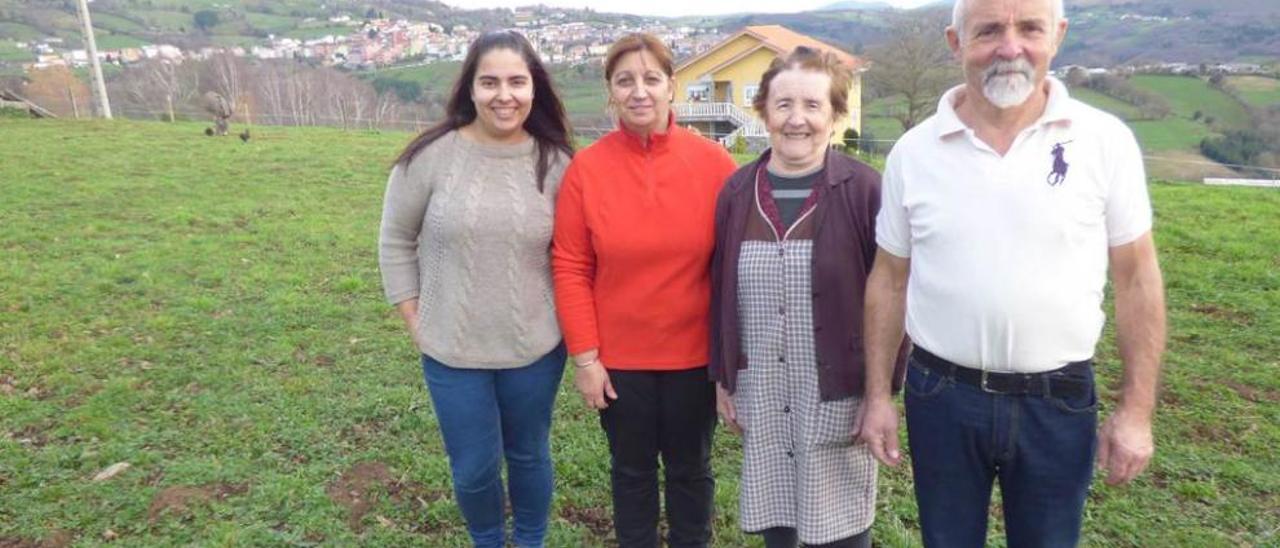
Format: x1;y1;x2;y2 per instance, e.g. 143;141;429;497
983;58;1034;83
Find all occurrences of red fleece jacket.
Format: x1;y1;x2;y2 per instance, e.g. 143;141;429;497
552;121;737;370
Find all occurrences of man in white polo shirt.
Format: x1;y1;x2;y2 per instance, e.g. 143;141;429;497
856;0;1167;545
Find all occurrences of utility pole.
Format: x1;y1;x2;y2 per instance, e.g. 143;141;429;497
75;0;112;119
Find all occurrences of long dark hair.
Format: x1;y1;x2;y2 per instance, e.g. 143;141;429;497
394;31;573;192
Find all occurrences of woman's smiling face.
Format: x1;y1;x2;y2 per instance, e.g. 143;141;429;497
607;48;674;135
764;68;835;174
470;47;533;143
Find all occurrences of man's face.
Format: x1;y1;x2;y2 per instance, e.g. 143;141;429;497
947;0;1068;110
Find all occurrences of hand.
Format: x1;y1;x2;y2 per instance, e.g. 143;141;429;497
574;361;617;410
716;383;741;434
855;395;902;466
406;317;425;351
395;299;424;352
1097;407;1154;485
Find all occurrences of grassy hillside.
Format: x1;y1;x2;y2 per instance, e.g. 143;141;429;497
1;117;1277;547
1130;74;1251;130
1068;87;1143;120
1227;75;1280;110
861;81;1229;153
368;61;609;122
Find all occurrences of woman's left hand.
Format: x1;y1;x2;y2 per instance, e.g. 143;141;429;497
716;383;741;434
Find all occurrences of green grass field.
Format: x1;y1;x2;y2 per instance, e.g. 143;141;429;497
94;34;150;50
0;21;43;42
1067;87;1144;121
90;13;148;34
370;62;609;119
0;40;29;62
1;118;1277;547
280;25;358;41
1130;74;1251;130
1127;117;1220;154
1226;75;1280;110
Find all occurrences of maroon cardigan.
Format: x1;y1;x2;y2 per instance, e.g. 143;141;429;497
709;149;908;401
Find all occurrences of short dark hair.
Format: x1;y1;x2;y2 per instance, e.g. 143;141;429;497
751;46;853;121
395;31;572;191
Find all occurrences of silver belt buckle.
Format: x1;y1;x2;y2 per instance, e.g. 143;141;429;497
980;369;1002;394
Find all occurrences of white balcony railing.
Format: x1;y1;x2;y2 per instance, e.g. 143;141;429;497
673;101;767;147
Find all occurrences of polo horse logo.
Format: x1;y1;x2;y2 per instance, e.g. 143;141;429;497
1047;141;1072;186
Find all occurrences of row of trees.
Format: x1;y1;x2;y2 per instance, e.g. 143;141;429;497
1200;105;1280;176
1063;70;1172;121
2;55;431;130
98;55;426;131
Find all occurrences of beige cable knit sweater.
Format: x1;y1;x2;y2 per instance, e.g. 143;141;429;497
379;130;568;368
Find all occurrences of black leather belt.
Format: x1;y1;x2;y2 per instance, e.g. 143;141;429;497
911;347;1091;399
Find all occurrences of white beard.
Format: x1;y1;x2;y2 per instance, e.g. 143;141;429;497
982;58;1036;109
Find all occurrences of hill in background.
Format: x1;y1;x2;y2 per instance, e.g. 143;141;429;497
1;0;1278;66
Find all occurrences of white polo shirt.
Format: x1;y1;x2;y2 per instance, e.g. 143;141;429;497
877;77;1152;373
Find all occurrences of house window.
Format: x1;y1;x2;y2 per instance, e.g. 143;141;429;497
687;83;710;102
743;84;759;105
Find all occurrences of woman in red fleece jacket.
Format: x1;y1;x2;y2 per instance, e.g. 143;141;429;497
551;33;737;548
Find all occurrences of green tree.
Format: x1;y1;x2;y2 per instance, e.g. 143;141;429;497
842;127;860;154
372;77;422;103
193;10;220;32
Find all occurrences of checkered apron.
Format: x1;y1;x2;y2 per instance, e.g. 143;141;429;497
734;238;877;544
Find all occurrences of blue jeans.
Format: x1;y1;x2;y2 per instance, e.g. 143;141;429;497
903;356;1098;548
422;343;567;548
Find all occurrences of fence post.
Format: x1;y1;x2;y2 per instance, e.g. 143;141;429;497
67;87;79;119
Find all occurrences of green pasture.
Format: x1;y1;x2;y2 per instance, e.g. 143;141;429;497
1226;75;1280;109
0;118;1276;547
1130;74;1250;130
1067;87;1143;120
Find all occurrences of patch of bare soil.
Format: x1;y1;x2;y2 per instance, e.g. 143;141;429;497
1224;380;1280;403
560;502;614;539
1190;303;1252;325
0;529;72;548
326;461;446;533
147;483;248;523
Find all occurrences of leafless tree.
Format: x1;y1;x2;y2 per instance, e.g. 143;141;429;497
206;53;247;118
120;60;200;121
371;90;399;130
866;9;960;131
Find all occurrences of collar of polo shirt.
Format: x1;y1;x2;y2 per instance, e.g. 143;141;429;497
934;76;1075;141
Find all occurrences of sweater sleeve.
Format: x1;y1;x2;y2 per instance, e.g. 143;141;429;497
378;160;431;305
551;161;600;355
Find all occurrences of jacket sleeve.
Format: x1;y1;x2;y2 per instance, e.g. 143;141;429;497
861;166;883;272
551;161;600;355
708;181;733;385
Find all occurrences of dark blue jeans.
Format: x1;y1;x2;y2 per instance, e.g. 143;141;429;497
422;343;567;548
903;356;1098;548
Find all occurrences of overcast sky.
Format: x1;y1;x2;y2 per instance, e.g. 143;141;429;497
451;0;938;17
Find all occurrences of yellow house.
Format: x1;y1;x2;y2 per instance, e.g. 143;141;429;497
673;25;866;151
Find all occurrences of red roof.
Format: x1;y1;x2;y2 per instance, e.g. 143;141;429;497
743;25;864;70
677;25;865;74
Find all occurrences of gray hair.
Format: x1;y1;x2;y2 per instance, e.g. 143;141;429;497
952;0;1065;41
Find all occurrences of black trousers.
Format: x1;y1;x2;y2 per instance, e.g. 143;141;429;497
599;367;718;548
